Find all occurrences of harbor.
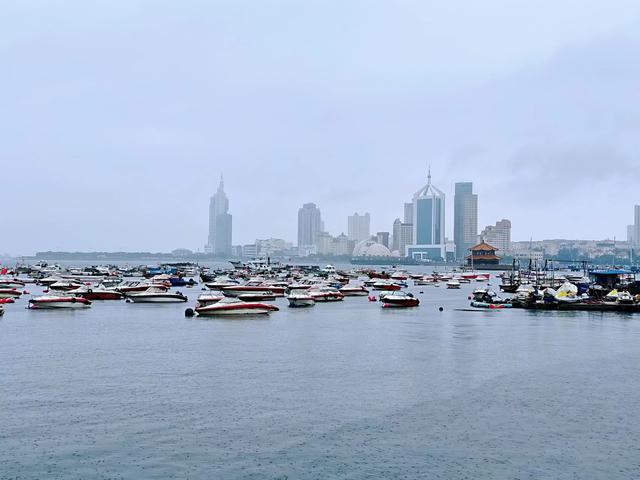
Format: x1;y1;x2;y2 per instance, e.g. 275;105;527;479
1;259;640;478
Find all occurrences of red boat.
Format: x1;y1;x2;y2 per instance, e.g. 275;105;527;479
0;288;22;299
67;285;124;300
28;295;92;309
372;281;402;291
380;292;420;308
195;297;279;316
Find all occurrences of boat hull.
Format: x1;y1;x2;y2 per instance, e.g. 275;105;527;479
128;294;188;303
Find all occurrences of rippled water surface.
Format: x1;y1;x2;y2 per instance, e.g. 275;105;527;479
2;279;640;479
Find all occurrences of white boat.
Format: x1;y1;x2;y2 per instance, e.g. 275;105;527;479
446;279;461;289
195;297;279;316
196;292;226;307
126;287;188;303
339;285;369;296
308;287;344;302
28;295;92;309
287;289;315;308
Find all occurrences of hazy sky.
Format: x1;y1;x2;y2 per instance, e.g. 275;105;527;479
3;0;640;255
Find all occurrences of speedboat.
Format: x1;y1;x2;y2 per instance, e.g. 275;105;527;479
196;291;226;307
446;279;461;289
0;288;22;299
28;295;92;309
49;280;83;292
379;291;419;308
237;292;277;302
372;281;402;291
308;287;344;302
195;297;279;316
339;285;370;297
222;283;286;297
66;285;124;300
126;287;188;303
287;289;315;308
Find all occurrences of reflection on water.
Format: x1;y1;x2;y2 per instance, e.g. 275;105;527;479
1;278;639;478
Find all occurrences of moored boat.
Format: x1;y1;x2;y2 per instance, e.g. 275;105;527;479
339;285;370;296
287;289;315;308
195;297;279;316
379;291;419;308
126;287;188;303
28;295;92;309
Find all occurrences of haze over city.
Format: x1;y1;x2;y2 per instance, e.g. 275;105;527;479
3;0;640;255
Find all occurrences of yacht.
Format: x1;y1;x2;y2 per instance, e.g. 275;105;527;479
446;279;461;289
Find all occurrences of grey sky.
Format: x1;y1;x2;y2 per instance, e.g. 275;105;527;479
2;0;640;255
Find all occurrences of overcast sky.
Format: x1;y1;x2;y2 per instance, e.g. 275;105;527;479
2;0;640;255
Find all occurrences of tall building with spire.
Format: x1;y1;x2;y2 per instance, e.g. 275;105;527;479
406;167;446;261
205;176;232;256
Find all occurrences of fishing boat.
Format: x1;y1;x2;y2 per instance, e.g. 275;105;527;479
339;285;369;296
28;295;92;309
379;291;420;308
126;287;188;303
287;289;315;308
195;297;279;316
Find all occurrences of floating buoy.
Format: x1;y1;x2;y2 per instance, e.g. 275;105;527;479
420;291;424;294
23;290;29;294
185;308;195;317
439;307;444;312
368;295;377;302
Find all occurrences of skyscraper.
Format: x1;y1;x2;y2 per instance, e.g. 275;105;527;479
403;203;413;224
454;182;478;260
206;175;232;256
348;212;370;242
392;219;413;256
406;168;446;261
297;203;322;247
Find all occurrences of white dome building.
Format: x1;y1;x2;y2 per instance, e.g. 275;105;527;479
352;239;392;257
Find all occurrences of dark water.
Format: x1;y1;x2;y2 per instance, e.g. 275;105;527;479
1;280;640;479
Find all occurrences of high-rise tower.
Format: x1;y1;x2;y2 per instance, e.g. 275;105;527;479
206;175;232;256
454;182;478;260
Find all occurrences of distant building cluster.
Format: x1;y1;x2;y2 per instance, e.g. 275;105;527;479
200;169;523;263
290;167;512;262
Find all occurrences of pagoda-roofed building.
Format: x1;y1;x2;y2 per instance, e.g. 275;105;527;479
467;241;500;266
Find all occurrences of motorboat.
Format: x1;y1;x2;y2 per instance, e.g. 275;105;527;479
0;288;22;299
195;297;279;316
66;285;124;300
28;295;92;309
0;279;26;289
339;285;370;297
222;283;286;297
446;279;461;289
379;291;420;308
196;292;226;307
126;287;188;303
371;281;402;291
49;280;83;292
117;281;166;294
308;287;344;302
287;289;315;308
237;292;277;302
